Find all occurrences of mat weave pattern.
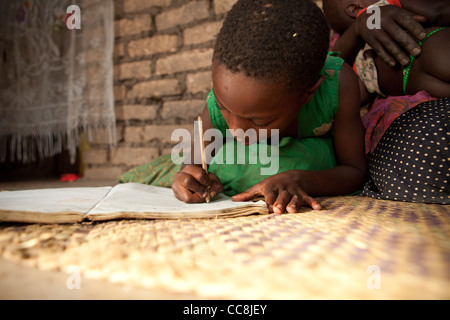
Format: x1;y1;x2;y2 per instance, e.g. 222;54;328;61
0;196;449;299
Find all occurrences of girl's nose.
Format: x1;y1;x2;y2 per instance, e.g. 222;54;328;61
227;115;251;133
227;116;258;145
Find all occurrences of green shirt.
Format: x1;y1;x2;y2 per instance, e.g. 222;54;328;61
207;53;344;196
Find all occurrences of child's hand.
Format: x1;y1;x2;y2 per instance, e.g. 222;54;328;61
231;171;322;213
356;5;427;67
172;164;223;203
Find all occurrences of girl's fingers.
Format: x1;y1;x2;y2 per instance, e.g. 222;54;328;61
175;171;207;198
173;165;224;202
181;165;210;186
285;194;322;213
263;189;277;212
207;173;223;198
286;195;301;213
303;196;322;210
231;187;259;202
232;181;323;212
273;190;290;214
172;181;206;203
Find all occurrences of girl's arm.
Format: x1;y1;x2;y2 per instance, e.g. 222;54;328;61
287;63;367;196
332;21;365;66
317;62;368;195
232;64;367;212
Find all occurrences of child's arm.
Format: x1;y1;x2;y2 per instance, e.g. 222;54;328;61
232;64;367;213
171;106;223;203
332;21;366;66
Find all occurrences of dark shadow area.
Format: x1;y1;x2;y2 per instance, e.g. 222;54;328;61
0;149;79;182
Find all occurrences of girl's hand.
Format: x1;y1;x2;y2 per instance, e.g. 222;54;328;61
231;171;322;213
172;164;223;203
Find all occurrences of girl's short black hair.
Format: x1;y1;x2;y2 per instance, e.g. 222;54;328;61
214;0;330;92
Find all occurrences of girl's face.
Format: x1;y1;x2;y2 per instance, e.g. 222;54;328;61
212;60;307;145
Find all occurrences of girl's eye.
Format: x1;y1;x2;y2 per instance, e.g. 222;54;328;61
216;102;226;111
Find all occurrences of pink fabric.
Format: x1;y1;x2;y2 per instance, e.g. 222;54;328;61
362;91;436;155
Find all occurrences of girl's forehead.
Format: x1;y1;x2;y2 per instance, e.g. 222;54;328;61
212;61;300;117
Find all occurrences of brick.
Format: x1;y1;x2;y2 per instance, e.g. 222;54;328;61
114;0;123;17
114;43;125;59
111;147;159;166
124;0;172;13
114;85;126;101
116;104;159;121
186;71;212;94
155;1;210;31
213;0;237;15
83;166;125;180
184;21;223;45
117;60;151;80
115;14;152;37
82;148;108;165
155;48;213;75
127;79;181;99
124;126;144;143
161;100;205;121
143;124;194;144
128;35;178;58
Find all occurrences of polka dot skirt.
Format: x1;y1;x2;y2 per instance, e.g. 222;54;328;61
362;98;449;204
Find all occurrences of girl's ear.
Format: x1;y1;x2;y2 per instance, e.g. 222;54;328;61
345;1;364;19
303;75;325;104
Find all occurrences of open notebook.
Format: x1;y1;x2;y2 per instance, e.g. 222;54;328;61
0;183;269;223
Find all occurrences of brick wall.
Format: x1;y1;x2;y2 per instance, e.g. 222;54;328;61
82;0;323;180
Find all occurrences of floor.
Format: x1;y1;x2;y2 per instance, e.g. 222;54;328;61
0;178;449;300
0;178;202;300
0;258;199;300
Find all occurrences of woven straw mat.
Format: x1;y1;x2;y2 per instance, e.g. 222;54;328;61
0;195;449;299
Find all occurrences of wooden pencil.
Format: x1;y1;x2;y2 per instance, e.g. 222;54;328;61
197;116;211;203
